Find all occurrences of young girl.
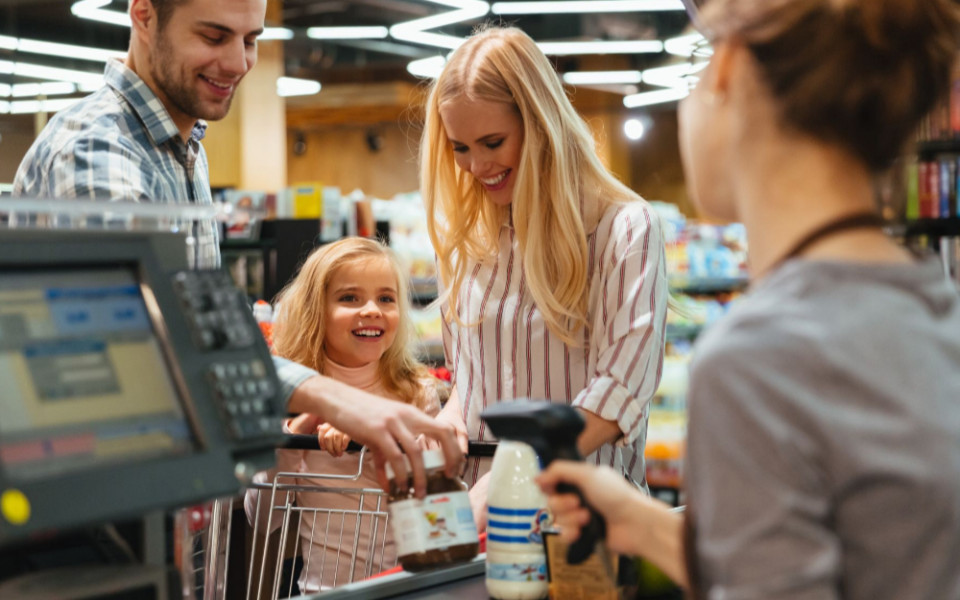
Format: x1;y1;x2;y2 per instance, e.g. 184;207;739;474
244;237;440;594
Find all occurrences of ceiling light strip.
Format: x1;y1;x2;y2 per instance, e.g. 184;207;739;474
0;59;103;88
492;0;685;14
71;0;130;26
562;70;642;85
276;77;321;97
623;87;688;107
307;26;389;40
538;40;663;55
390;0;489;50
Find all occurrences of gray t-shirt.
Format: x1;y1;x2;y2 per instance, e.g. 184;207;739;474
685;257;960;600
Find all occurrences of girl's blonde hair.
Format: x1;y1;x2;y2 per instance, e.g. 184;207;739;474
420;26;642;347
272;237;430;408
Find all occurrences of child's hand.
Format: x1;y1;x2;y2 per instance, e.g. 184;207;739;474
317;423;352;457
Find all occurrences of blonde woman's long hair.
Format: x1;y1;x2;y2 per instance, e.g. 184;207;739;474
272;237;430;409
420;26;641;347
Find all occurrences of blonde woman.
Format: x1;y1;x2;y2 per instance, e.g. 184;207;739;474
539;0;960;598
420;26;668;528
245;238;441;593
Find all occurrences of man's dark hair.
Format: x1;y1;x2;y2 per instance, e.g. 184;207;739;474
151;0;190;30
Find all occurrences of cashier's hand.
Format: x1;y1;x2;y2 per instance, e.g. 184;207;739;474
537;462;649;556
288;374;464;498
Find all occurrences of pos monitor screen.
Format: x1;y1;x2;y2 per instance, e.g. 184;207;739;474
0;267;195;482
0;230;285;544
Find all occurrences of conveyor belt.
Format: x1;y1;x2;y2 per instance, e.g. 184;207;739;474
303;555;489;599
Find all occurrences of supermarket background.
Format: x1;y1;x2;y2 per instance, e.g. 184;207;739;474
0;0;957;520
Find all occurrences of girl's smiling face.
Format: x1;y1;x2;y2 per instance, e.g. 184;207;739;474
323;256;400;368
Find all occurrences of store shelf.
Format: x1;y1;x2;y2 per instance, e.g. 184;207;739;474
901;217;960;238
916;139;960;157
668;276;749;294
665;323;704;339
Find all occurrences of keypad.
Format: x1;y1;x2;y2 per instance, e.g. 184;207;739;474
172;270;257;351
207;358;282;440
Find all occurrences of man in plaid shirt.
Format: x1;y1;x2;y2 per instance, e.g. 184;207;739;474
12;0;461;490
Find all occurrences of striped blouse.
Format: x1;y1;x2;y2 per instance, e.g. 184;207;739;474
441;200;668;489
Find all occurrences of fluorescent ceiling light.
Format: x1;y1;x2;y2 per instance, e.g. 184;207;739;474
0;36;16;51
623;87;689;107
0;84;9;96
407;55;447;78
390;0;489;50
276;76;321;97
538;40;663;55
563;70;642;85
641;62;706;88
260;28;294;41
308;26;390;40
492;1;684;14
0;60;104;88
73;2;291;43
664;33;711;57
71;0;130;27
16;39;125;62
11;82;78;97
7;97;83;114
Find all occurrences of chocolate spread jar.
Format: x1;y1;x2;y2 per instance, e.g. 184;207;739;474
387;449;480;571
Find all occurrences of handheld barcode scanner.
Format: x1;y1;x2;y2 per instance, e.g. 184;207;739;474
480;400;607;565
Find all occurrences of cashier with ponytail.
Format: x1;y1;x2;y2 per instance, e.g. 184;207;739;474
538;0;960;598
420;26;668;528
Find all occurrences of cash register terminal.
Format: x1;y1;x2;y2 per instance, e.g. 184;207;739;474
0;229;286;545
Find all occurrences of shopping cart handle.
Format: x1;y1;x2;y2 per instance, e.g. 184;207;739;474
282;434;364;452
467;441;498;457
282;435;499;458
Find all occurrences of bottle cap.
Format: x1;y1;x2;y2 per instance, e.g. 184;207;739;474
252;300;273;323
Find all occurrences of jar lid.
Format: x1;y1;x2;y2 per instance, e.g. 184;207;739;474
422;448;445;471
384;449;445;479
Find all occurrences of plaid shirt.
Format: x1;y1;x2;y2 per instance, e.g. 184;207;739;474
12;58;316;401
13;58;219;270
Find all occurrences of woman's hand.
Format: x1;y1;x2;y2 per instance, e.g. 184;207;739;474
468;471;491;532
426;389;469;454
317;423;352;457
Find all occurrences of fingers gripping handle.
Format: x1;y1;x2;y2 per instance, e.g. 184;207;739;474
556;482;607;564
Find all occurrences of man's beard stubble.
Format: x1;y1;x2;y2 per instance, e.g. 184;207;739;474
150;30;234;124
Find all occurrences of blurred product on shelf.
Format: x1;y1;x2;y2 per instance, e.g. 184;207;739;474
372;191;439;299
252;299;274;350
217;188;266;240
644;203;750;502
652;201;749;289
409;303;444;365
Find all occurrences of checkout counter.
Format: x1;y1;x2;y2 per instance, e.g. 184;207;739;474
0;220;497;600
0;224;287;598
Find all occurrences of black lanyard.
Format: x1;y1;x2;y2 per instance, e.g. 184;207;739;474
777;211;887;265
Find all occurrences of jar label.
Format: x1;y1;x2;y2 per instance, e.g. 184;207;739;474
486;560;548;582
390;490;478;556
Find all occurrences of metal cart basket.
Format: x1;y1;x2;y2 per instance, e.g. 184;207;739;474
179;439;496;600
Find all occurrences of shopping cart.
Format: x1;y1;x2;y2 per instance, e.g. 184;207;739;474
178;437;496;600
